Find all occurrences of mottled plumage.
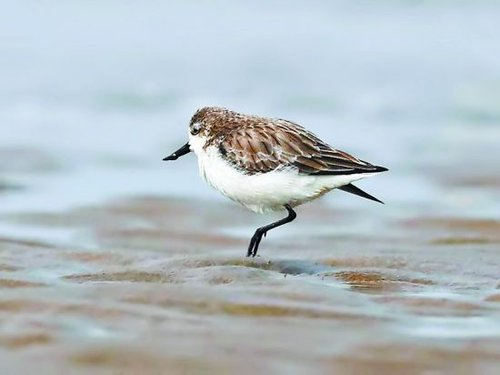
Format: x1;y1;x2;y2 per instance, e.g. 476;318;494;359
190;107;385;176
164;106;388;257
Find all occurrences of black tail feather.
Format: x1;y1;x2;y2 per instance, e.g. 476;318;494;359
338;183;384;204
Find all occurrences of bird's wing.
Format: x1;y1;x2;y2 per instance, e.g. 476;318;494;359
218;119;387;175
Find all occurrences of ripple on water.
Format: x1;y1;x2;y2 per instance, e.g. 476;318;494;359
0;279;47;288
0;333;53;349
0;195;499;373
330;270;434;293
62;271;177;284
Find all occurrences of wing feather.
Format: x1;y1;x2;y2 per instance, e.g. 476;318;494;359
218;119;387;175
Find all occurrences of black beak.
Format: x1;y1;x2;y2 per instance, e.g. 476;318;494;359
163;142;191;161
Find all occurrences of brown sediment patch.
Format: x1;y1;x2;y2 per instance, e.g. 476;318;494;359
158;262;280;285
208;275;234;285
375;296;484;316
71;347;228;373
214;303;335;319
0;300;48;312
178;258;275;271
0;299;137;319
322;257;407;269
176;258;328;276
325;342;500;374
333;271;433;292
60;251;127;264
57;304;140;319
334;271;393;291
124;295;368;320
62;271;177;283
336;271;387;284
222;258;271;269
404;217;500;246
0;279;47;288
405;218;500;233
431;237;498;245
485;294;500;302
0;333;53;349
71;349;157;366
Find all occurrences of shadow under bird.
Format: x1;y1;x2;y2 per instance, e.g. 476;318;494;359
164;107;388;257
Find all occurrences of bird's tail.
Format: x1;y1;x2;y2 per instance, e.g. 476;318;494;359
338;183;384;204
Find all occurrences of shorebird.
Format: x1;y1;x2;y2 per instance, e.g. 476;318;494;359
164;107;387;257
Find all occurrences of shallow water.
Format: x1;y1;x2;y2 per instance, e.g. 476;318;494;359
1;0;500;374
1;198;499;373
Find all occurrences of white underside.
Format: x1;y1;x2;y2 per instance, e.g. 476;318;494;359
189;135;379;214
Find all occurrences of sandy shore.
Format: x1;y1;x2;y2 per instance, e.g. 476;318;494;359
0;196;498;374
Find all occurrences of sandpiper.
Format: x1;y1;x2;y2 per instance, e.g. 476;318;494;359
164;107;388;257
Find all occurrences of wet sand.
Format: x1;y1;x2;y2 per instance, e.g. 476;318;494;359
1;196;499;374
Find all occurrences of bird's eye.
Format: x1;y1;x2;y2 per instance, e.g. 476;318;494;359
190;123;202;135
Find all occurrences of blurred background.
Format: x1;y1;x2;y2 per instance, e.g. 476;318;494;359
2;0;499;218
1;1;499;373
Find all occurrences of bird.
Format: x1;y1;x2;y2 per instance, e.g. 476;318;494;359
164;107;388;257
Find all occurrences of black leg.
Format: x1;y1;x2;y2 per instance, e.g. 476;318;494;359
247;204;297;257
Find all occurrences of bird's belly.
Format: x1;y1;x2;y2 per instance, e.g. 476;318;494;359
196;147;373;213
197;149;318;213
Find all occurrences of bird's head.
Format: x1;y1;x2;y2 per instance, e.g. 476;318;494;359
163;106;234;161
187;106;236;149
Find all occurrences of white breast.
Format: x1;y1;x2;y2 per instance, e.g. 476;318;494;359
189;135;376;213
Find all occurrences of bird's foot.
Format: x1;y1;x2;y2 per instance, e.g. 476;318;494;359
246;228;267;257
